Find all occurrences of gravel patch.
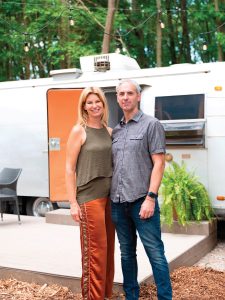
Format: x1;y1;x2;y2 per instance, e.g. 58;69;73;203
0;242;224;299
195;241;225;271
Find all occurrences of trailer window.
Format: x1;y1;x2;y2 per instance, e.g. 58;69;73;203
155;94;204;120
155;94;205;147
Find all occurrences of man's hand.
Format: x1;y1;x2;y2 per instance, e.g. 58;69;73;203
70;202;82;222
139;198;155;219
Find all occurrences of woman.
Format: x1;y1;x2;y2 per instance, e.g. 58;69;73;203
65;87;115;300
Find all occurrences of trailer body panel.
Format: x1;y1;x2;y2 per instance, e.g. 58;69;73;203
0;54;224;216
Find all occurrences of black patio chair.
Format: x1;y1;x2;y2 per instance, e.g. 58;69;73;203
0;168;22;224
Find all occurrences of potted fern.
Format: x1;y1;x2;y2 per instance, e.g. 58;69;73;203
160;161;214;227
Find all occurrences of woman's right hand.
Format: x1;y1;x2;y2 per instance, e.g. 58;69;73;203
70;202;82;222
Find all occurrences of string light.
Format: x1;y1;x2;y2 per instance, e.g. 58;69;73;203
159;20;165;29
68;0;74;26
157;9;165;29
203;43;207;51
69;17;75;26
2;7;224;39
24;42;29;52
1;3;225;54
23;33;29;52
2;1;225;12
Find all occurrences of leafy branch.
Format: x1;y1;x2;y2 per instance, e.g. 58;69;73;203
160;161;214;226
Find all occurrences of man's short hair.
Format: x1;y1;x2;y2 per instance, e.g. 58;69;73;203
116;79;142;94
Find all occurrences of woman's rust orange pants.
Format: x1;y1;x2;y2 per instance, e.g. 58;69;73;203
80;198;115;300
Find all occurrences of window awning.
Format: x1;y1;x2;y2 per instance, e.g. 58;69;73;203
160;120;205;147
161;120;205;132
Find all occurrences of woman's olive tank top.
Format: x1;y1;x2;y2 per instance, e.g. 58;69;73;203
76;126;112;204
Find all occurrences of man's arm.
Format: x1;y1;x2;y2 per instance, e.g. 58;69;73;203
139;153;165;219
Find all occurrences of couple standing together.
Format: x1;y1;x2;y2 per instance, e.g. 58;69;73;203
66;80;172;300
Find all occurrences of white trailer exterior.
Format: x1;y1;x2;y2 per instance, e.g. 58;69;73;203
0;53;224;216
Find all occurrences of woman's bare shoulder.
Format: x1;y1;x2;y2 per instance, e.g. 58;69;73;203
71;124;84;134
68;124;86;145
106;126;113;136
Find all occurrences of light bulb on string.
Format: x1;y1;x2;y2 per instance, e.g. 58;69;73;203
159;20;165;29
69;17;75;26
24;42;29;52
158;10;165;29
23;32;30;52
68;0;74;26
203;43;207;51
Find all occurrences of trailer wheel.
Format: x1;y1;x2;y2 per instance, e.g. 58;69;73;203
26;197;58;217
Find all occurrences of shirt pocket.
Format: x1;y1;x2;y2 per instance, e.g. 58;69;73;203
129;134;144;140
129;134;144;151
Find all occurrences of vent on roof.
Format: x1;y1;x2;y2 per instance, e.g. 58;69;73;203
94;55;110;72
80;53;140;72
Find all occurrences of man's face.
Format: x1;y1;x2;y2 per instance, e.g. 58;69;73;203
117;82;141;113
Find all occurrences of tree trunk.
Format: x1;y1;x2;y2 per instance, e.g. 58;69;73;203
102;0;117;54
166;0;177;64
214;0;223;61
22;0;30;79
181;0;191;62
156;0;162;67
59;0;69;69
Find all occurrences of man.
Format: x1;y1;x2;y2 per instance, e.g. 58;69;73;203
110;79;172;300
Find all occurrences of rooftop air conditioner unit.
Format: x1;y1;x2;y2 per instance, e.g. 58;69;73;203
94;55;110;72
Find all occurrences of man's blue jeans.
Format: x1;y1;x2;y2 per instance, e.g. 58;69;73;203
111;197;172;300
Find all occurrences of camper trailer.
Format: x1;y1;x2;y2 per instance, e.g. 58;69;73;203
0;53;224;217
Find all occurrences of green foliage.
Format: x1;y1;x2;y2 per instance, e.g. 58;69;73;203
1;0;225;81
160;161;214;226
0;0;106;81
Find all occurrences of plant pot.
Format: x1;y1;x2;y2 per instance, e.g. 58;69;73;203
161;218;217;235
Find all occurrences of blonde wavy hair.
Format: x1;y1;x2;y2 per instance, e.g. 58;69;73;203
77;87;109;127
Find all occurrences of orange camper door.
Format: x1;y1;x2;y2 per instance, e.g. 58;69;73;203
47;88;83;202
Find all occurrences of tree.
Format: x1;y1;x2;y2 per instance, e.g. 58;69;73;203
156;0;163;67
0;0;225;81
214;0;224;61
165;0;177;64
180;0;191;62
102;0;118;54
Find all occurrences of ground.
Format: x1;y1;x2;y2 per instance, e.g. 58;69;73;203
0;266;225;299
1;242;225;300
